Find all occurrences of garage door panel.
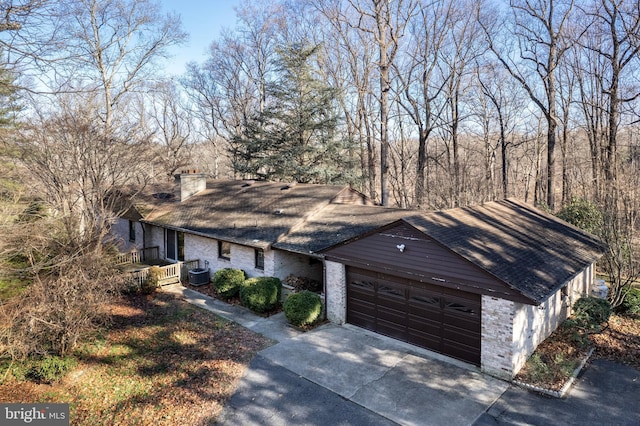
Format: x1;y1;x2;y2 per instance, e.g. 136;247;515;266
347;267;481;366
408;330;441;349
377;306;406;326
348;313;376;330
443;326;481;346
377;282;406;298
443;341;480;364
408;315;442;335
408;304;442;321
376;318;407;340
443;314;481;333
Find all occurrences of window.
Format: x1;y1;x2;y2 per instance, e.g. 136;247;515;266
128;220;136;242
218;241;231;260
166;229;185;261
255;248;264;270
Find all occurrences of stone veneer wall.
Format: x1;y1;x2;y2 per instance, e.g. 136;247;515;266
481;296;516;379
482;263;595;378
325;261;347;323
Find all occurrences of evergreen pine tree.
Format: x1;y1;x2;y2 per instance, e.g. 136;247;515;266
232;43;351;183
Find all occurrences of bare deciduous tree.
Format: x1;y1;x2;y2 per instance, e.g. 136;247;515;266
17;95;152;250
148;80;193;181
348;0;417;206
480;0;577;210
48;0;186;127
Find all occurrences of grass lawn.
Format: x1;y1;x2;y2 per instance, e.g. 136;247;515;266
0;277;30;301
0;292;274;425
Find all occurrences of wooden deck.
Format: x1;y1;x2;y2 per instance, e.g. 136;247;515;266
117;247;200;287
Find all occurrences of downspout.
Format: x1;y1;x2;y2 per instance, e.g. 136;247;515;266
322;257;328;321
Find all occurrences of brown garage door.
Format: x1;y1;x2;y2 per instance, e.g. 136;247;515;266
347;267;481;365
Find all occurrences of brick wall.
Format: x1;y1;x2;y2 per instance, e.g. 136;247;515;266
482;263;595;378
481;296;516;379
141;226;320;284
111;219;144;252
511;263;594;374
147;225;165;259
273;251;323;283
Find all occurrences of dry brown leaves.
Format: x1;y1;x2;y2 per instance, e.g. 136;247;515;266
591;314;640;370
0;292;273;425
516;313;640;391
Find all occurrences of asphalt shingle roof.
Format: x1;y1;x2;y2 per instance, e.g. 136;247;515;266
403;198;605;304
273;203;409;254
126;180;604;303
134;180;374;249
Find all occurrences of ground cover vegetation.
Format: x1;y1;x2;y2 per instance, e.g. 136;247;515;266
517;293;640;391
0;293;272;424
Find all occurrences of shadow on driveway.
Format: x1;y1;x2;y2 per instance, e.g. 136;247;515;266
216;355;397;426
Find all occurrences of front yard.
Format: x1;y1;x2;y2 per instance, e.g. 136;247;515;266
0;292;273;425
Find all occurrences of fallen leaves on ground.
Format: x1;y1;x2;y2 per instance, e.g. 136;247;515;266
0;292;273;425
515;313;640;392
591;314;640;370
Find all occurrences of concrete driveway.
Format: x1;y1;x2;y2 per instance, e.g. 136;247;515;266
218;323;508;426
166;285;640;426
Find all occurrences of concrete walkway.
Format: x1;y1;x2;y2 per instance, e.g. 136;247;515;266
163;284;509;425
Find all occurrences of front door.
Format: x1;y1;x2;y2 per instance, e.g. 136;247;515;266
166;229;184;261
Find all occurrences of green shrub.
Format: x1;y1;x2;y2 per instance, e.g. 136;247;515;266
572;296;611;332
556;197;602;234
618;288;640;316
239;277;282;313
213;268;246;298
283;291;323;327
27;356;77;384
141;266;161;294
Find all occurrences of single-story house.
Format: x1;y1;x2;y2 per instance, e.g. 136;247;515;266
112;172;604;379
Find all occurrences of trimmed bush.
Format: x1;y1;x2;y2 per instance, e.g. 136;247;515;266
141;266;161;294
27;356;78;384
213;268;246;298
619;288;640;316
572;296;611;332
284;291;322;327
239;277;282;313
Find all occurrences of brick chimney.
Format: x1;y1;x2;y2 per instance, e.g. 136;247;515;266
175;169;206;201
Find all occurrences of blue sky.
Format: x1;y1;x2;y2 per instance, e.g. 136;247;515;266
159;0;241;75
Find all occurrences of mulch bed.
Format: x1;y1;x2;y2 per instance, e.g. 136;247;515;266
184;282;283;316
515;313;640;392
591;314;640;370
